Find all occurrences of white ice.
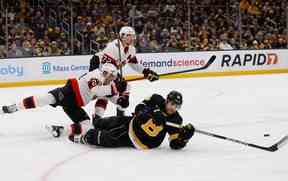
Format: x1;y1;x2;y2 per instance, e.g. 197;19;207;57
0;74;288;181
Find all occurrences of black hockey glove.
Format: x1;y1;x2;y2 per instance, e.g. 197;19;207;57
179;123;195;141
170;123;195;150
89;55;100;72
114;75;128;93
142;68;159;82
117;96;129;109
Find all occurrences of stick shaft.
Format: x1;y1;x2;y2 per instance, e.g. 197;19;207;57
127;55;216;82
195;129;274;152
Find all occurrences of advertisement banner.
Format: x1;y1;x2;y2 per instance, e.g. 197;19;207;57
0;56;90;82
0;49;287;86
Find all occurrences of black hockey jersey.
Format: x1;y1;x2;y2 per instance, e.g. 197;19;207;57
128;94;185;149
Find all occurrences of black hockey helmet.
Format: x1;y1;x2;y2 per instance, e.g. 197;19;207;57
166;90;183;109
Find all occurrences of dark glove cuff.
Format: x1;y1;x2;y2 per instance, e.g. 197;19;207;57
142;68;150;77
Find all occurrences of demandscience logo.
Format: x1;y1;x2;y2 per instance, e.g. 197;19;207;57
42;62;52;74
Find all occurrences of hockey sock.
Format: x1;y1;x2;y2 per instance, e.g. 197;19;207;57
17;93;56;111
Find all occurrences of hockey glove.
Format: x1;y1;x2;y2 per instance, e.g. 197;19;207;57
142;68;159;82
89;55;100;72
117;95;129;109
114;75;128;93
169;123;195;150
179;123;195;141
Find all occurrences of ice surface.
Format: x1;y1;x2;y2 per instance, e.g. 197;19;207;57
0;74;288;181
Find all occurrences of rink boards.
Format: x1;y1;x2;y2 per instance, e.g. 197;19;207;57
0;49;288;87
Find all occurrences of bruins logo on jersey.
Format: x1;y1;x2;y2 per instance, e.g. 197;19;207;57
141;119;163;137
129;116;166;149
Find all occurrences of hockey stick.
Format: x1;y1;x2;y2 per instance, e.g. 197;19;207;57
195;129;288;152
127;55;216;82
117;39;123;77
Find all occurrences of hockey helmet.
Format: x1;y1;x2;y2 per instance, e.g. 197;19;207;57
119;26;136;40
167;90;183;109
101;63;118;79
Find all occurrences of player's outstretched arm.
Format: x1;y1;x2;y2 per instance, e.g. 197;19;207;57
128;55;159;82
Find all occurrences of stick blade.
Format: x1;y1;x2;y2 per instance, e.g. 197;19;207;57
268;134;288;152
204;55;216;68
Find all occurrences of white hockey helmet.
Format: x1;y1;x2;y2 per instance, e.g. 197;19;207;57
101;63;118;79
119;26;136;40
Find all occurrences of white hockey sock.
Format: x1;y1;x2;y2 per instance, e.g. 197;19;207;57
17;93;56;111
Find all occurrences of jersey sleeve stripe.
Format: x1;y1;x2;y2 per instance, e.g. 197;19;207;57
166;121;181;128
70;79;85;107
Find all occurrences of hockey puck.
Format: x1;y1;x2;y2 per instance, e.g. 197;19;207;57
264;134;270;137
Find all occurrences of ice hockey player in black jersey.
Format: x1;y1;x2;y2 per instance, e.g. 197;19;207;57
73;90;195;150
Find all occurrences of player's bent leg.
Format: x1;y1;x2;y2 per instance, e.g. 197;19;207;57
83;116;133;147
93;116;122;130
81;127;133;147
48;80;77;108
93;116;132;130
63;106;91;142
62;106;90;124
46;106;91;139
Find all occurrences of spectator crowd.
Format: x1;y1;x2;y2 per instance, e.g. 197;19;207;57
0;0;287;58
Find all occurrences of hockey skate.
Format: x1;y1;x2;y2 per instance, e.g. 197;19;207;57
1;104;18;114
45;125;64;138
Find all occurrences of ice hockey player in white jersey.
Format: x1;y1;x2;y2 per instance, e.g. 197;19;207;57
89;26;159;121
0;63;124;141
89;26;158;79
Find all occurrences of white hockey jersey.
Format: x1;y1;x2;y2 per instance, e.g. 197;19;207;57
70;69;118;107
95;39;144;74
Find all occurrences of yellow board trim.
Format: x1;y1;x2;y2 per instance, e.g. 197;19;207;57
1;68;288;88
0;79;67;88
